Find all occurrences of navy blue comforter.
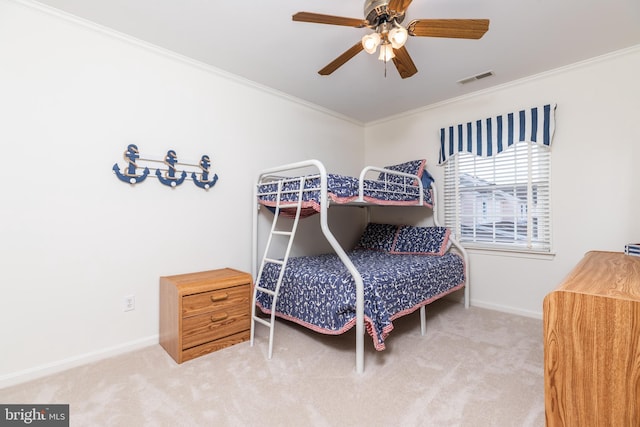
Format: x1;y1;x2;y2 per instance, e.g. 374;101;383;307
255;249;465;350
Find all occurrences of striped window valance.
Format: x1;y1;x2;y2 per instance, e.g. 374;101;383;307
438;103;557;165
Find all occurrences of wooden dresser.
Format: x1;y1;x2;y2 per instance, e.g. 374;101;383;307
543;251;640;426
159;268;252;363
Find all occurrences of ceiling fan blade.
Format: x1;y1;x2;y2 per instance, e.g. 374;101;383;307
318;42;365;76
392;46;418;79
387;0;413;15
293;12;368;28
407;19;490;39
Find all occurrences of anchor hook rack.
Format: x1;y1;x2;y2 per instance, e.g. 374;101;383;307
113;145;218;190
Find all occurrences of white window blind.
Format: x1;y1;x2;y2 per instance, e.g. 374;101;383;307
443;141;552;252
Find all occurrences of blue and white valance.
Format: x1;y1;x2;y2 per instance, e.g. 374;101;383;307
438;103;557;165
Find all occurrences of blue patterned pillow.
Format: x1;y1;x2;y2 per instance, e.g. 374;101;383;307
355;223;399;252
391;226;451;256
377;159;426;186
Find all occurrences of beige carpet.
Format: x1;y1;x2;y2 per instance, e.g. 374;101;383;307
0;300;545;426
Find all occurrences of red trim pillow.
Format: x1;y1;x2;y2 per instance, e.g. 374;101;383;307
377;159;427;186
355;223;399;252
390;226;451;256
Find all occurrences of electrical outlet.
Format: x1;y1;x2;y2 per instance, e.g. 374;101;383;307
123;295;135;312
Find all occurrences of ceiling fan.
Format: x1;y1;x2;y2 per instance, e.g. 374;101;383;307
293;0;489;79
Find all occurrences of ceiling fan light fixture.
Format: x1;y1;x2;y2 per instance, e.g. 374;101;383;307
378;42;395;62
388;24;408;49
292;4;490;79
362;32;381;54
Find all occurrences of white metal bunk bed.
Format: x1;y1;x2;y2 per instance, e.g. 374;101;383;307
250;159;469;374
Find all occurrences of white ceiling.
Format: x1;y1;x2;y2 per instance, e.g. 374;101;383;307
34;0;640;123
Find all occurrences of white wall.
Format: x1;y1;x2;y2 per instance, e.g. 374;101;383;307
365;46;640;317
0;0;364;386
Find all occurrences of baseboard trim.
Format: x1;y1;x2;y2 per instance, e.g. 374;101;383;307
442;293;543;320
0;335;159;389
471;300;543;320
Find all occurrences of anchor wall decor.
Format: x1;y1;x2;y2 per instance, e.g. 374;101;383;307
113;145;218;190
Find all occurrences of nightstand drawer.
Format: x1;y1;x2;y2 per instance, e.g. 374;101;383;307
182;284;249;318
182;303;250;349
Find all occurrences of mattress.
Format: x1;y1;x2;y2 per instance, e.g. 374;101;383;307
256;173;433;217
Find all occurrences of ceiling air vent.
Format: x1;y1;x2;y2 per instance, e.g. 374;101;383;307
457;71;494;85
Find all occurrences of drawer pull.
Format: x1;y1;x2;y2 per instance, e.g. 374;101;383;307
210;293;229;302
210;313;229;323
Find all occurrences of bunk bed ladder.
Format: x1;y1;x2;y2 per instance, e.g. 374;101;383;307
250;176;306;359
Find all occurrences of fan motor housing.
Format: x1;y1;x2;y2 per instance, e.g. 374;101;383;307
364;0;405;25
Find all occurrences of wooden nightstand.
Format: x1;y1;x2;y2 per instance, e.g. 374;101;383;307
159;268;252;363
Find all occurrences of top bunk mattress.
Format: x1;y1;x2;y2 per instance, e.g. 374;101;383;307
256;159;434;217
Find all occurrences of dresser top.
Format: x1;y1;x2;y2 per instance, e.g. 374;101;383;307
555;251;640;301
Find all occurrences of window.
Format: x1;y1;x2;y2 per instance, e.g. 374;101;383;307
443;141;552;252
438;104;556;253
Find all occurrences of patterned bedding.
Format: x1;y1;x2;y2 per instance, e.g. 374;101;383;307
256;173;433;217
255;249;465;350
